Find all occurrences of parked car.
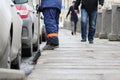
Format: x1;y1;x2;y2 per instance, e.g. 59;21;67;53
13;0;39;57
0;0;22;69
40;13;46;43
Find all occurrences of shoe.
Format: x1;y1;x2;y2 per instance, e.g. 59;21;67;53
43;44;59;50
43;45;54;50
71;32;73;35
54;45;59;48
81;39;86;42
89;41;93;44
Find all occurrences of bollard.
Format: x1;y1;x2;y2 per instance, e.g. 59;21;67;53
0;69;25;80
95;11;102;38
108;4;120;41
117;5;120;40
99;8;112;39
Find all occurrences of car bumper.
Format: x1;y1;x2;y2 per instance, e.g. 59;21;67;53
22;17;32;48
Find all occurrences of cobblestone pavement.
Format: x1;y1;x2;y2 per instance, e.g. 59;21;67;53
27;29;120;80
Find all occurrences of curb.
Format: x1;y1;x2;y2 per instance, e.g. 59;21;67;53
0;69;25;80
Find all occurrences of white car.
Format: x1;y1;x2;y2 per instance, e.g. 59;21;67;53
0;0;22;69
14;0;39;57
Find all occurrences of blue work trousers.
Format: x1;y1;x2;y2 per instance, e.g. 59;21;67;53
43;8;60;45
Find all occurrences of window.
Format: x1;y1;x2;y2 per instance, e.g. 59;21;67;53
13;0;28;4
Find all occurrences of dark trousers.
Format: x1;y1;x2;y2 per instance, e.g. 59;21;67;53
74;21;77;34
43;8;60;45
71;21;77;34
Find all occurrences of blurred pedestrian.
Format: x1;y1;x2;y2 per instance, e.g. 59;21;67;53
38;0;62;50
74;0;104;44
66;1;78;35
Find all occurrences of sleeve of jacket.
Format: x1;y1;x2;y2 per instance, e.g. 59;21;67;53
74;0;81;10
66;6;71;18
99;0;104;6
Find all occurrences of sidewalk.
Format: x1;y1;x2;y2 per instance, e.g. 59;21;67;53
27;29;120;80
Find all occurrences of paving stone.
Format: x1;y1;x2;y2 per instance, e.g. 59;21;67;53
27;29;120;80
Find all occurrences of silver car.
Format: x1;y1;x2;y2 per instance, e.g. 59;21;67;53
0;0;22;69
14;0;39;57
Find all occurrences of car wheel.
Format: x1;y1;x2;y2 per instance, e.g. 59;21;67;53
42;27;46;42
11;48;21;69
33;40;38;52
22;41;33;57
0;36;11;68
42;32;46;42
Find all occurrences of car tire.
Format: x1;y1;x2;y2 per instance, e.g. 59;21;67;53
42;26;46;42
22;41;33;57
42;32;46;42
33;40;38;52
11;48;21;69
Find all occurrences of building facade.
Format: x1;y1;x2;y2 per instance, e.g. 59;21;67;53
60;0;120;23
28;0;120;26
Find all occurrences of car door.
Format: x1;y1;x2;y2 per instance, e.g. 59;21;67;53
0;0;12;58
10;0;22;60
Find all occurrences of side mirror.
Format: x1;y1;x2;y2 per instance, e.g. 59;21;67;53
36;4;39;11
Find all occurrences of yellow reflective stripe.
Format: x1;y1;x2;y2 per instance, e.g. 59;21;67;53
47;33;58;38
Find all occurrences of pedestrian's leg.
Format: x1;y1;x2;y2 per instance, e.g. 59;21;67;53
71;21;74;35
55;10;60;44
55;10;60;33
88;10;98;43
74;21;77;35
43;8;60;50
81;9;88;41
